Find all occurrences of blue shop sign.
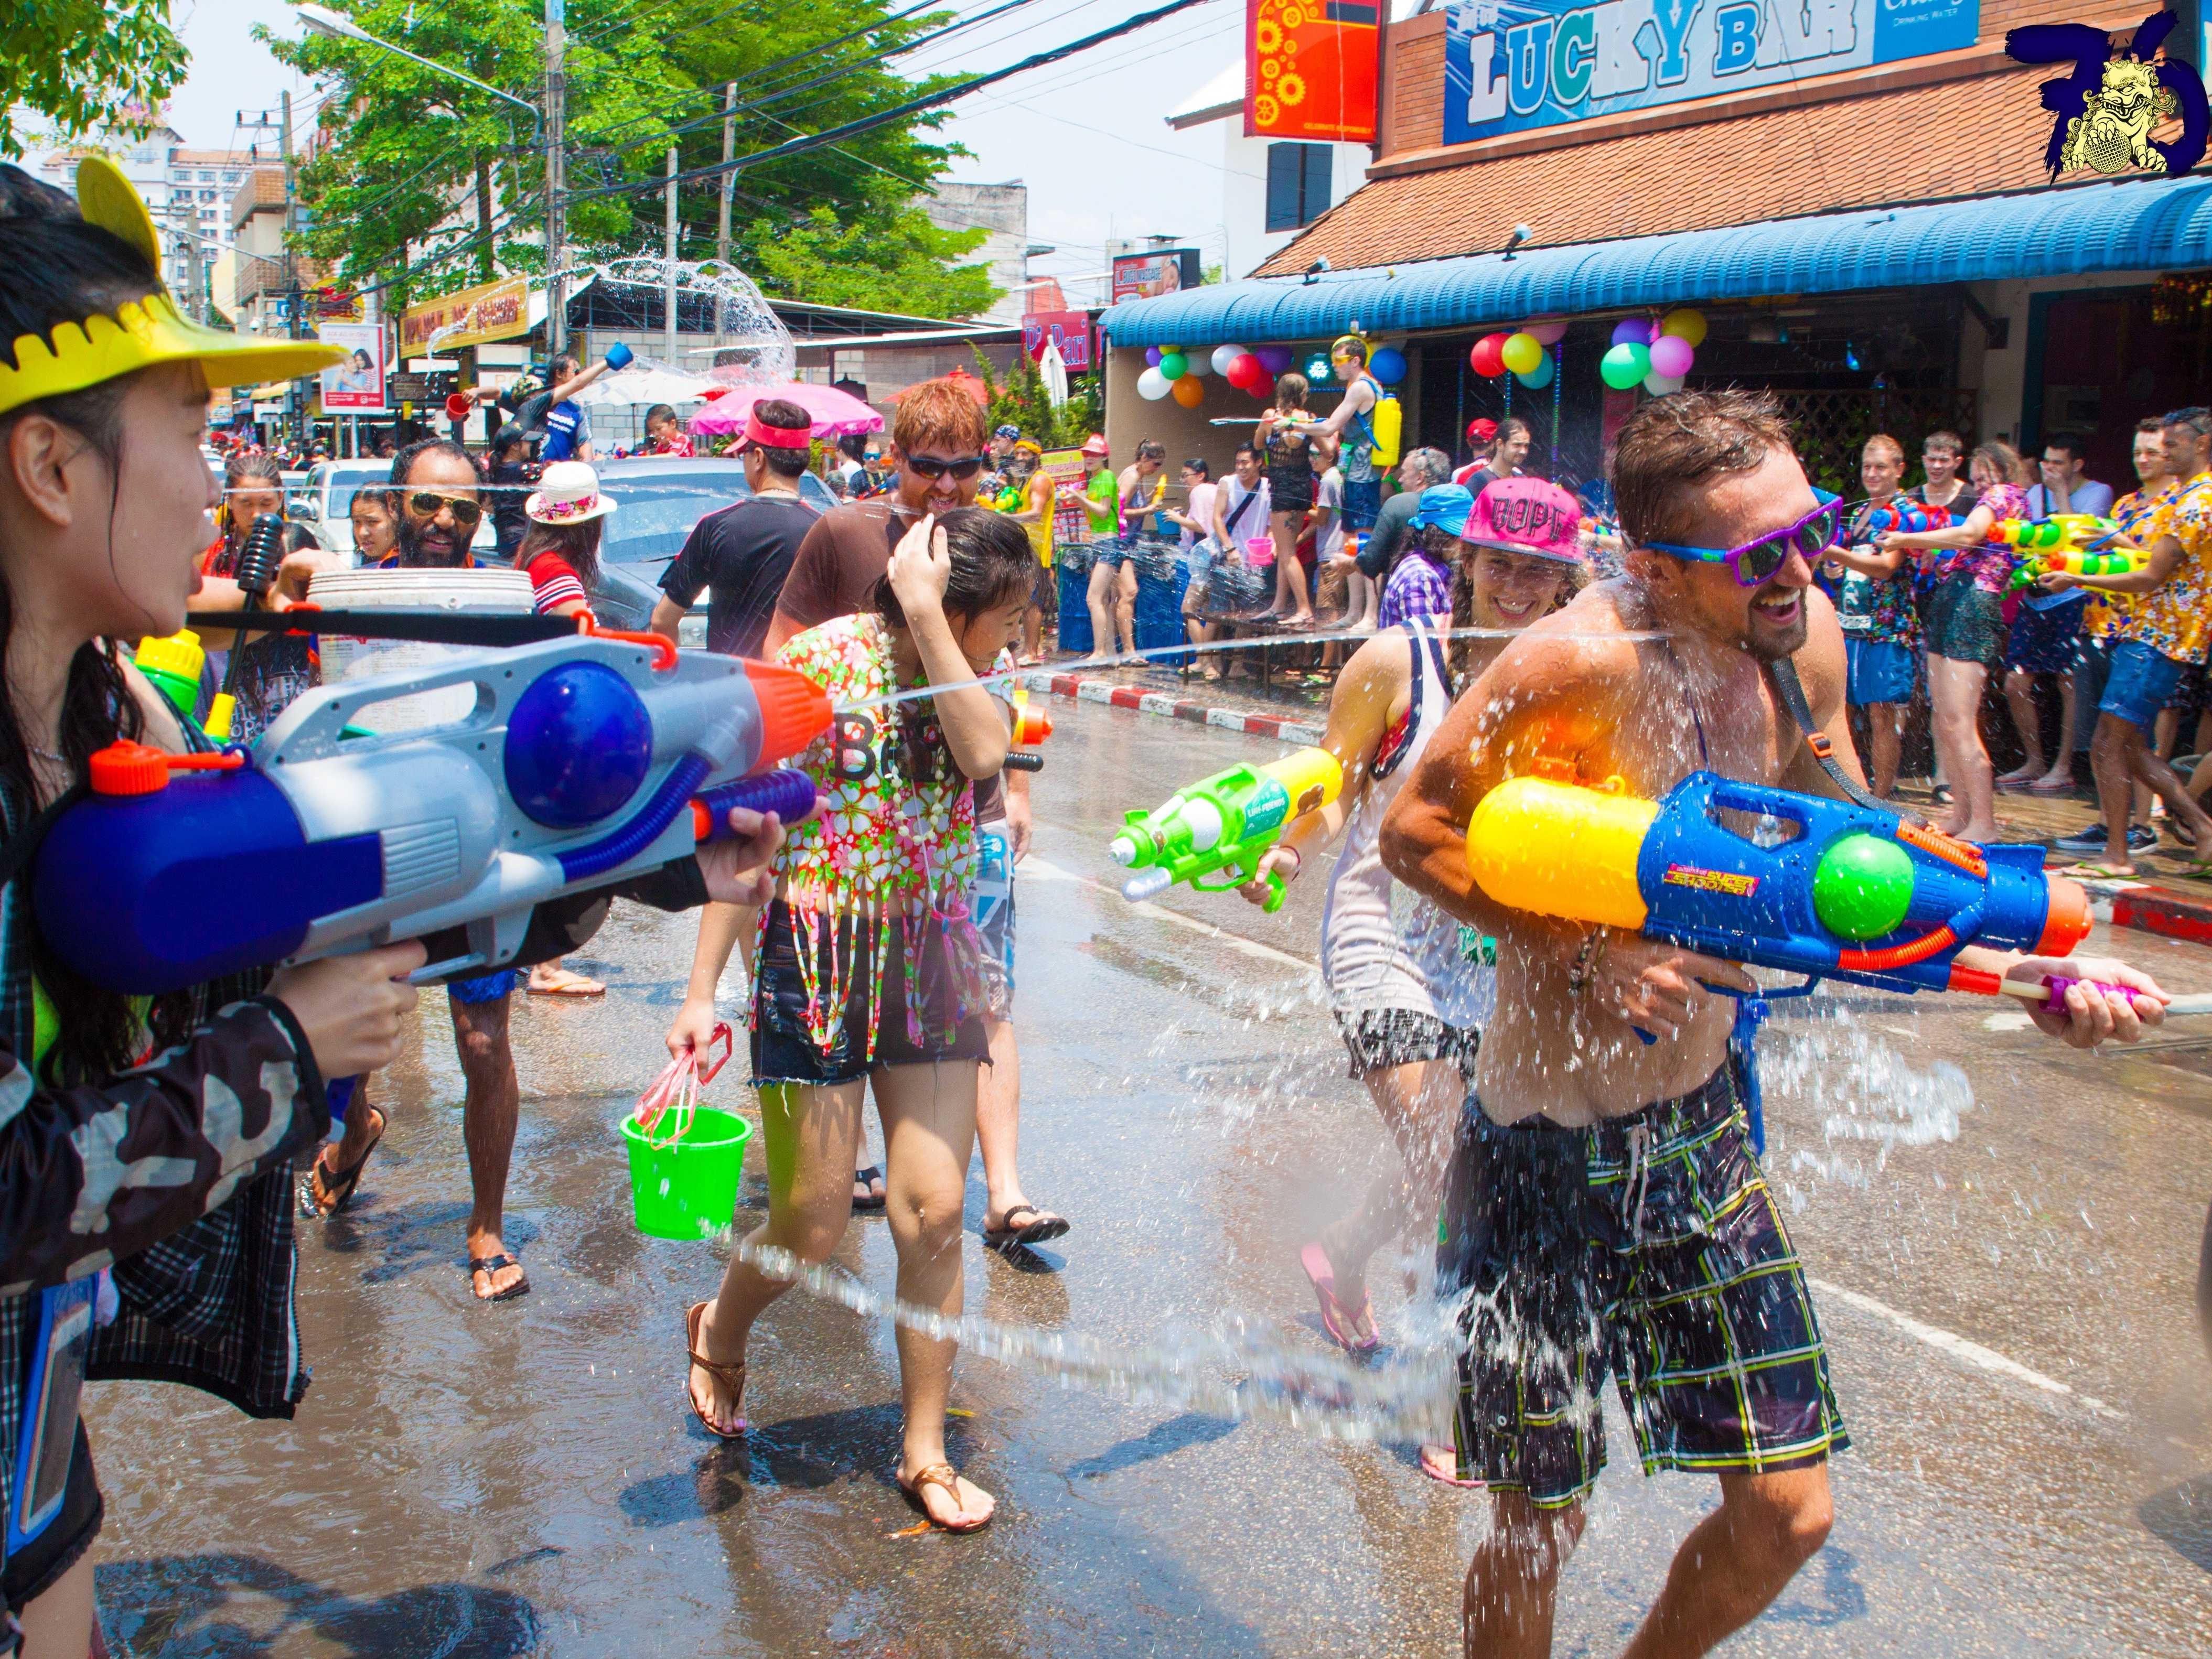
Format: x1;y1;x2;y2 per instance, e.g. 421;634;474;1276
1443;0;1979;144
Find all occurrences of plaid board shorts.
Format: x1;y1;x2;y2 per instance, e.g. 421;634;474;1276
1436;1062;1848;1508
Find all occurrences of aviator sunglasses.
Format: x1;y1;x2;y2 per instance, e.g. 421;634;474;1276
408;490;484;527
1640;490;1842;588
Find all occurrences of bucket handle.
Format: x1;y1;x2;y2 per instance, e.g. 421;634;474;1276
633;1022;731;1150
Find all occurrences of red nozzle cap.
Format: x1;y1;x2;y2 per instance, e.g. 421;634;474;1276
89;740;172;796
2036;876;2093;956
741;660;833;766
1013;705;1053;744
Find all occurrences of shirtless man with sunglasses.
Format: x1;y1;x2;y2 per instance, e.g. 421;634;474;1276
1380;392;2165;1659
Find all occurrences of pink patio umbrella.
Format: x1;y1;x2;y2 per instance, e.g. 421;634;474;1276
688;380;884;438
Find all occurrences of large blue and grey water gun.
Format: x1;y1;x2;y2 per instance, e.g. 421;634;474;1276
33;629;826;997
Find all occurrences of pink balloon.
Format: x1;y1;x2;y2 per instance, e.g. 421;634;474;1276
1524;320;1569;346
1648;335;1695;379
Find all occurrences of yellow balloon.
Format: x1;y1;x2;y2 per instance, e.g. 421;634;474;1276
1499;331;1544;376
1171;373;1205;408
1660;308;1708;348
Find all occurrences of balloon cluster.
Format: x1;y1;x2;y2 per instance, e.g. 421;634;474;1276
1468;320;1566;390
1598;309;1706;395
1139;338;1411;405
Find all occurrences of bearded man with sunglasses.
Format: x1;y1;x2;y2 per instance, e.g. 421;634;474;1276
305;439;536;1300
1380;391;2165;1659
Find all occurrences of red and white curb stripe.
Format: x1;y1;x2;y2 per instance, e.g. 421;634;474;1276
1020;672;1322;748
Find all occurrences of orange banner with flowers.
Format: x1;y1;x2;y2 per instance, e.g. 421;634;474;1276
1244;0;1379;142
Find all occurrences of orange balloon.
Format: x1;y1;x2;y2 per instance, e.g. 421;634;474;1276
1171;374;1205;408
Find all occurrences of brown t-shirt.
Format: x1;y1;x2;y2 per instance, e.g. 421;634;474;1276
770;502;903;637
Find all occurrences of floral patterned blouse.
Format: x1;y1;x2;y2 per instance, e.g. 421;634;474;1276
2127;473;2212;665
766;614;985;1058
1936;482;2030;594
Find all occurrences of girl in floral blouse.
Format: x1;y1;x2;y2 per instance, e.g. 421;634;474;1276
683;507;1036;1534
1881;439;2032;843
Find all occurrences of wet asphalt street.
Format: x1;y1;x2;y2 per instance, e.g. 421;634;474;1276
85;694;2212;1657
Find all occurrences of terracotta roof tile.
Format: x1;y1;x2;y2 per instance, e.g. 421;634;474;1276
1257;64;2068;276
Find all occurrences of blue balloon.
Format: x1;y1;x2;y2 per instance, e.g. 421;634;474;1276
1145;346;1162;366
1515;354;1555;390
1609;317;1653;348
1369;346;1406;385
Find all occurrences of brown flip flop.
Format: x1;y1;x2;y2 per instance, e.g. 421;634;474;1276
896;1461;993;1533
685;1300;747;1438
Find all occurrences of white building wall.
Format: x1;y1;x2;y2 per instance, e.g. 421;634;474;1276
1219;128;1370;279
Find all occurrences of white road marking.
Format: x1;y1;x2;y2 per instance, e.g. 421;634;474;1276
1808;1277;2124;1421
1022;855;1319;970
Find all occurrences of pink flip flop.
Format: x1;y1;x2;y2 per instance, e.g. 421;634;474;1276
1300;1242;1380;1355
1420;1443;1485;1489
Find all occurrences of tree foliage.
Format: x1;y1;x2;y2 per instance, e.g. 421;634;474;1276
0;0;188;159
261;0;997;318
972;346;1102;449
742;206;992;320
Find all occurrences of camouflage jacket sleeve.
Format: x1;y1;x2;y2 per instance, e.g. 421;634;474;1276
0;995;327;1295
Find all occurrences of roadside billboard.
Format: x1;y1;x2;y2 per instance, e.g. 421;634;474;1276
317;321;389;414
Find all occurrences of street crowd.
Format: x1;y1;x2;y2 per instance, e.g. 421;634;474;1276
0;154;2186;1659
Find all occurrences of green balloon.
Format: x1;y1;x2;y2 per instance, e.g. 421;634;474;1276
1158;351;1188;381
1812;834;1916;941
1599;342;1650;390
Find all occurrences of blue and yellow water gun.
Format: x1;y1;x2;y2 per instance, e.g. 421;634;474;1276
1462;760;2091;999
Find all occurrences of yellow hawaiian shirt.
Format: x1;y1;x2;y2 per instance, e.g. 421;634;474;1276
2087;486;2163;640
2127;472;2212;665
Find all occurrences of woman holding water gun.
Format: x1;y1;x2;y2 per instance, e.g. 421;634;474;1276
0;158;432;1654
681;507;1036;1534
1238;476;1586;1484
1878;439;2032;843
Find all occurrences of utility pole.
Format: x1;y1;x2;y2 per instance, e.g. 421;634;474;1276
545;0;567;359
281;88;305;446
665;144;679;364
715;81;736;267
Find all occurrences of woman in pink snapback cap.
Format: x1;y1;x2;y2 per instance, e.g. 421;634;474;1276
1234;471;1583;1485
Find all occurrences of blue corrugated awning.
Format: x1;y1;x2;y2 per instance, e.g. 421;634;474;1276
1103;175;2212;348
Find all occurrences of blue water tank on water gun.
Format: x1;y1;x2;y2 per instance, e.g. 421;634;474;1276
33;632;829;997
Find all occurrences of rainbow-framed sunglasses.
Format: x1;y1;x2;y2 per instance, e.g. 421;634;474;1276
1641;490;1843;587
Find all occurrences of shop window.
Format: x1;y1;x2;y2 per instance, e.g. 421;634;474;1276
1264;143;1332;232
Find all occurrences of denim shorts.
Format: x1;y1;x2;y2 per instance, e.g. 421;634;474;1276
2007;598;2084;674
1843;637;1915;706
1090;535;1137;569
2100;639;2187;734
750;901;990;1086
975;827;1016;1018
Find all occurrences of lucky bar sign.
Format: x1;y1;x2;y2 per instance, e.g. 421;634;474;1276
1443;0;1978;145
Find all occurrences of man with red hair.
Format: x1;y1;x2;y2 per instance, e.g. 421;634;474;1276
765;377;992;651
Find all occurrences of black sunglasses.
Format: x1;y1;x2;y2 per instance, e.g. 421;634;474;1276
903;453;986;481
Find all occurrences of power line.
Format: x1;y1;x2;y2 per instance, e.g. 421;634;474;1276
566;0;1219;205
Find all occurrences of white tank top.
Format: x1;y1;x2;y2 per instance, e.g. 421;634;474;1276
1318;617;1495;1029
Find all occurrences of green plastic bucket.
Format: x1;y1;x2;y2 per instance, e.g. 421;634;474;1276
620;1107;753;1240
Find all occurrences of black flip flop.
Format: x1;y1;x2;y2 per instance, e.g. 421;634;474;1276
983;1204;1070;1252
468;1254;530;1302
852;1166;887;1212
297;1106;385;1219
